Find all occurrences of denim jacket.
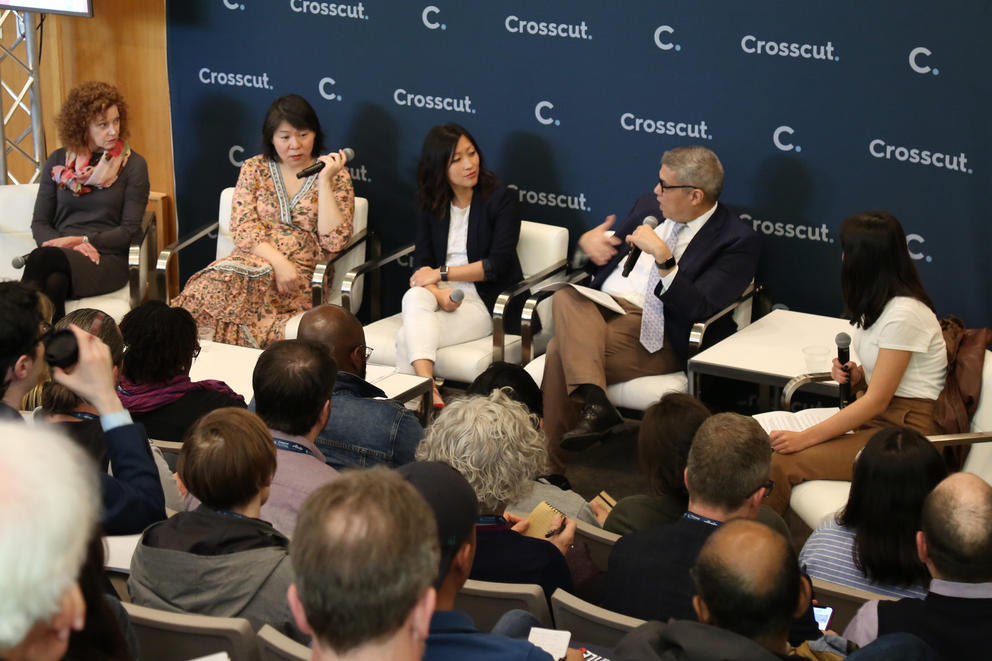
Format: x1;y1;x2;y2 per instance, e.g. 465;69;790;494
315;371;424;469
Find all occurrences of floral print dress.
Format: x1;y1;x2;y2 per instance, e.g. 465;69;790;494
174;155;353;348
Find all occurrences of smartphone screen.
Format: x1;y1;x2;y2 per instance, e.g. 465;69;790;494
813;605;834;632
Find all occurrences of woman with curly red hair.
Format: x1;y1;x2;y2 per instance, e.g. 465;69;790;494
21;81;149;320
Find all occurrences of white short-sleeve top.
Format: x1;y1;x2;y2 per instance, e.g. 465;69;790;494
854;296;946;400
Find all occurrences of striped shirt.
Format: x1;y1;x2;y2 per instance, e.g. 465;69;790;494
799;518;928;600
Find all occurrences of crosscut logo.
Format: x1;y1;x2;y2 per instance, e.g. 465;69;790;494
223;0;245;10
505;15;591;40
507;184;589;212
740;35;838;61
905;233;931;262
654;25;681;51
393;88;475;114
620;112;710;139
773;126;801;153
741;213;831;243
909;47;939;76
229;146;244;168
199;68;272;89
318;77;342;102
868;139;971;174
289;0;368;19
535;101;559;126
348;164;370;183
422;5;445;30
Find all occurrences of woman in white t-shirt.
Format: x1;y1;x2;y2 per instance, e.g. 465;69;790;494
766;211;947;514
398;124;523;407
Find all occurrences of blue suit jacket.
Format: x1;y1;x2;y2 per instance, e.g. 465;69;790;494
588;194;760;364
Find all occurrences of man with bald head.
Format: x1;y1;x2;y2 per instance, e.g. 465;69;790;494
297;304;423;469
845;472;992;657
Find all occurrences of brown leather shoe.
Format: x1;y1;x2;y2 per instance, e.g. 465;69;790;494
560;401;625;451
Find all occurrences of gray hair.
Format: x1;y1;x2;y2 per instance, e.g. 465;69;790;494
0;423;99;647
662;145;724;201
416;390;548;512
687;413;771;511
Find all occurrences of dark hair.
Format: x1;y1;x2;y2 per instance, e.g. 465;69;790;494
56;81;129;154
177;408;276;511
837;427;947;587
0;282;43;397
261;94;325;162
840;211;935;329
119;301;199;384
253;340;336;436
43;309;124;413
292;468;438;654
466;361;543;418
416;123;498;217
687;413;771;511
692;521;800;642
921;476;992;583
639;393;711;498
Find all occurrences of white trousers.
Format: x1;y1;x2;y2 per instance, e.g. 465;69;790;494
395;286;492;374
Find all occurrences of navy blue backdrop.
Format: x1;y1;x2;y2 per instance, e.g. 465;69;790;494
165;1;990;327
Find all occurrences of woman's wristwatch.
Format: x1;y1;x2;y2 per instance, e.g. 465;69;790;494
439;265;449;282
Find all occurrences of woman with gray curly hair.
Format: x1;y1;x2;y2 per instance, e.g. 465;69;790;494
416;389;575;600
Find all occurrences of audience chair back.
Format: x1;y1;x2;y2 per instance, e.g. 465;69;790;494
550;588;645;648
122;602;261;661
453;579;553;631
257;624;310;661
0;183;41;282
809;577;897;633
961;349;992;481
574;519;620;573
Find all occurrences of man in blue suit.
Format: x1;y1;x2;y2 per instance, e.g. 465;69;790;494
542;146;760;473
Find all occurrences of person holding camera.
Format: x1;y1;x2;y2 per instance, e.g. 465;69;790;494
0;281;165;534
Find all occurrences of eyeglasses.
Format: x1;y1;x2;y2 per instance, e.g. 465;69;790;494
358;345;374;361
658;178;698;194
758;479;775;498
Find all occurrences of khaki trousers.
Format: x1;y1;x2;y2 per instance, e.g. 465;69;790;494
542;287;682;472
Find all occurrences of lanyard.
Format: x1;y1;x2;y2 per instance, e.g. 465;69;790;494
273;437;315;457
682;511;722;527
68;411;99;421
476;515;510;531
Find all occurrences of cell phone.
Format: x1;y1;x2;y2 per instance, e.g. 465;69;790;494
813;605;834;632
43;329;79;369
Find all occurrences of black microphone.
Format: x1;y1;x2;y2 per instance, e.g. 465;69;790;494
836;332;852;408
296;147;355;179
449;289;465;304
621;215;660;277
11;253;31;269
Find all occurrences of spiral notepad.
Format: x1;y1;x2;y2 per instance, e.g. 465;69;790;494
522;500;567;539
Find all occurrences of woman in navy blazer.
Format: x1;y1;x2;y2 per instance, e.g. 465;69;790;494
399;124;522;407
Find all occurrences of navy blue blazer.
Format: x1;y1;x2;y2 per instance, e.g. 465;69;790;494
412;183;525;330
588;194;760;364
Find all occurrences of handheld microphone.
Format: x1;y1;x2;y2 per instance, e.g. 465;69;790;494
11;253;31;269
621;216;660;277
449;289;465;303
836;332;852;408
296;147;355;179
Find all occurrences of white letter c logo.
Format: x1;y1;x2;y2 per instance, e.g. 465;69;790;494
422;6;441;29
773;126;795;152
229;145;244;167
319;77;337;100
909;47;932;74
654;25;675;50
535;101;555;126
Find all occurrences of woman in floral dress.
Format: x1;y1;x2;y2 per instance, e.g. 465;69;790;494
174;94;353;348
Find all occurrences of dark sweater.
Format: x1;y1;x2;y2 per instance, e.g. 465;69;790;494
131;389;246;443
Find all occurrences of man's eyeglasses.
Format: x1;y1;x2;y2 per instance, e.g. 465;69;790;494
758;479;775;498
358;345;374;361
658;178;698;194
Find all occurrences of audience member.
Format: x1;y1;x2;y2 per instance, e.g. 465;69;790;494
596;393;711;535
398;461;556;661
20;290;54;411
130;408;306;643
296;303;423;469
415;390;576;600
118;300;245;442
252;339;340;535
845;472;992;657
606;413;779;621
800;427;947;598
467;362;598;526
287;468;438;661
0;422;99;661
0;282;164;534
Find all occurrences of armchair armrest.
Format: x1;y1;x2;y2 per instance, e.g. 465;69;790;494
928;431;992;449
311;226;369;307
128;209;157;308
780;372;834;410
520;269;591;364
341;241;415;316
155;220;219;303
492;258;568;362
687;283;762;357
